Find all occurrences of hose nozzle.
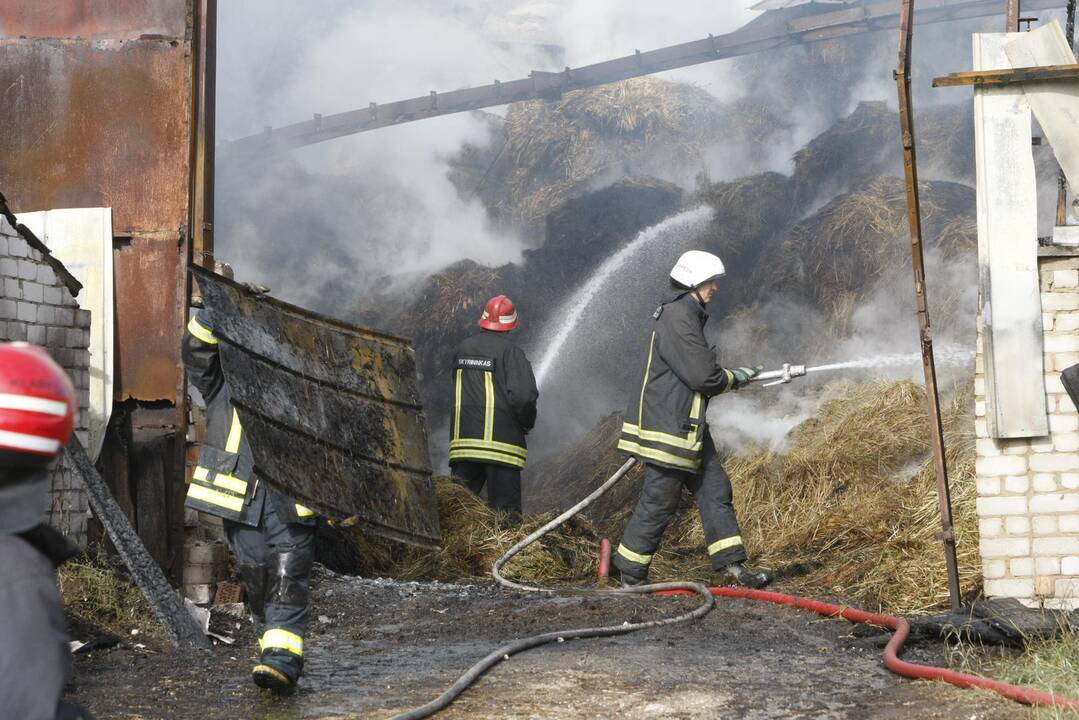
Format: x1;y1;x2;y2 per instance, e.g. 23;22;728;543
751;363;807;388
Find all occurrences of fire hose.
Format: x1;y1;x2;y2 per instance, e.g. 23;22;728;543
390;453;1079;718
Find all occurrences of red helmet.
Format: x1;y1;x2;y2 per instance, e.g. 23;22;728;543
0;342;76;462
478;295;518;332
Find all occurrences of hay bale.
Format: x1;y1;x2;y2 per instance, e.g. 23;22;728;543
523;379;980;614
335;477;601;585
527;412;644;518
760;175;976;339
473;77;727;234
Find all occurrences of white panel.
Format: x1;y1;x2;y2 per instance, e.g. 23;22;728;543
20;208;115;460
1004;22;1079;195
974;33;1049;438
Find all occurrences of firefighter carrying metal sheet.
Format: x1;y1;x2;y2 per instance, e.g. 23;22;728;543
449;295;539;516
612;251;773;589
0;342;93;719
184;308;316;695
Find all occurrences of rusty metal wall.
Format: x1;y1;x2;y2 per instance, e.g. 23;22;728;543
0;0;196;575
0;1;188;40
0;9;193;401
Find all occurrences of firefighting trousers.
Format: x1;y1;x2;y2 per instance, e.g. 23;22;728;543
224;490;315;676
614;435;747;580
451;460;522;514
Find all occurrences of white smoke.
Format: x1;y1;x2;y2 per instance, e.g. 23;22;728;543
215;1;765;312
707;248;977;451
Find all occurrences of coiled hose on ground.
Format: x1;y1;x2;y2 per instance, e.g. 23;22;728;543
388;458;1079;718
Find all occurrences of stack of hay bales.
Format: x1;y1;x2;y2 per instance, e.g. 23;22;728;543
447;77;746;238
759;175;976;349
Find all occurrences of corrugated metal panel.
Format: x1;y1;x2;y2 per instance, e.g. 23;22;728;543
193;267;441;548
974;33;1049;438
0;1;189;40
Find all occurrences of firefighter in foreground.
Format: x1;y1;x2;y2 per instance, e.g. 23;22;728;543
184;307;316;694
0;342;92;719
612;251;774;589
449;294;539;517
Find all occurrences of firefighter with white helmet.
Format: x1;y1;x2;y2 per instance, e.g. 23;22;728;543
449;295;539;516
612;250;774;589
0;342;94;719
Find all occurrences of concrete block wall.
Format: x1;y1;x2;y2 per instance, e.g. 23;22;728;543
0;216;92;545
975;255;1079;610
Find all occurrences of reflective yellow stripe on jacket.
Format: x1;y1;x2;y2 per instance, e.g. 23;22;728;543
187;315;217;345
451;365;528;468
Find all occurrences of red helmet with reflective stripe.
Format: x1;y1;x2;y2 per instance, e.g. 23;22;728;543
0;342;76;461
478;295;518;332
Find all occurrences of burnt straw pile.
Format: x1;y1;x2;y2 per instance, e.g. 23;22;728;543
326;379;979;615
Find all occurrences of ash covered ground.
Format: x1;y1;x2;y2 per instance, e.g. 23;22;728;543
70;568;1031;720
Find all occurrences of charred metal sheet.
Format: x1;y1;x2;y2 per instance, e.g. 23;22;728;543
0;39;192;235
0;1;188;40
114;237;184;401
192;266;440;548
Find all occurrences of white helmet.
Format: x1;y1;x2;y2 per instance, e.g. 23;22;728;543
670;250;725;289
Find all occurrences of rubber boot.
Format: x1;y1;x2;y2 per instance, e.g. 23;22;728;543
607;563;649;588
252;650;301;695
717;562;774;589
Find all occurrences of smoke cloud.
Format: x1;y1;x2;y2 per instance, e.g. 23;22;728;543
216;2;763;314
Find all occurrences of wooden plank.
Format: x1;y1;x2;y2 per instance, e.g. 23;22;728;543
974;33;1049;438
221;0;1072;155
1004;22;1079;195
65;435;209;649
933;63;1079;86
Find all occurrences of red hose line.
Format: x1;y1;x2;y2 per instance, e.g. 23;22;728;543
597;538;612;582
655;587;1079;711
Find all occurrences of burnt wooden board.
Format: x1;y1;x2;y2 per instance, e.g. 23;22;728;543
192;266;439;548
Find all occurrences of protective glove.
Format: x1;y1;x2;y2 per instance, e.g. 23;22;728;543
730;366;763;389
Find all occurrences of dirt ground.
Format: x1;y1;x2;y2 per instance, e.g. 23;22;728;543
70;568;1034;720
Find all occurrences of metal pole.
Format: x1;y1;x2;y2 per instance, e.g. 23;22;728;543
894;0;963;610
193;0;217;270
1057;0;1076;226
1007;0;1022;30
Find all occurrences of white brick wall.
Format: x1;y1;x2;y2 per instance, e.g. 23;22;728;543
0;217;91;546
975;256;1079;609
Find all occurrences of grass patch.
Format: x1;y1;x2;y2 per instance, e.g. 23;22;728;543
58;550;159;640
993;632;1079;718
944;628;1079;718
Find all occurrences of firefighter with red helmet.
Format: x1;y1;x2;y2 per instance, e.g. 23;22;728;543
184;308;316;695
0;342;93;719
449;295;538;515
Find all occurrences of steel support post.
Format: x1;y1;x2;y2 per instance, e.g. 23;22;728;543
894;0;963;610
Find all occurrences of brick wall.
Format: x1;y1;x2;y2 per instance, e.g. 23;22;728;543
975;255;1079;610
0;215;92;545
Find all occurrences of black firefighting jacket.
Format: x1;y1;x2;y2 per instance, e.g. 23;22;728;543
183;310;314;526
618;292;737;472
449;330;538;469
